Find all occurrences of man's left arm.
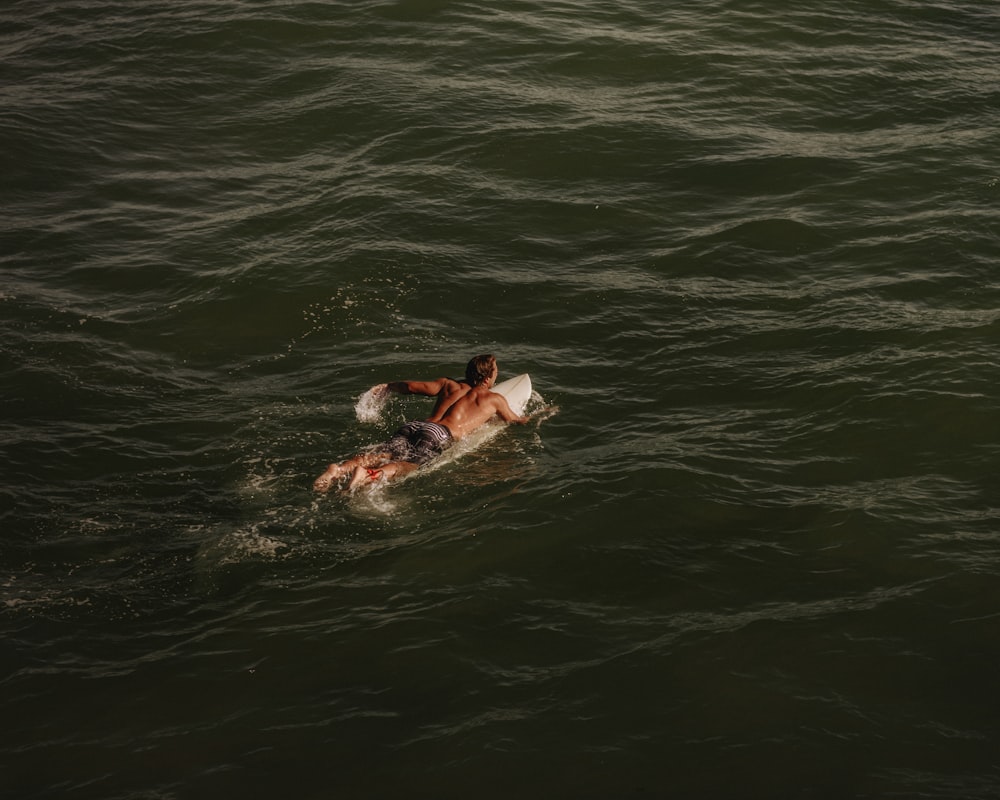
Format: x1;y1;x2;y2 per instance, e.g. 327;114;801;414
493;394;530;425
493;393;558;426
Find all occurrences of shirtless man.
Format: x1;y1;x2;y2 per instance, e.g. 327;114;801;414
313;354;533;491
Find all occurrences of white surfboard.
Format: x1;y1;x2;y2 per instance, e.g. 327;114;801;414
493;373;532;416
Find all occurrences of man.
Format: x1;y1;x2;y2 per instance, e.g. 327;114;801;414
313;354;533;491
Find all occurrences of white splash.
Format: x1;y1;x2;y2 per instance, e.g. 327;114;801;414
354;386;389;424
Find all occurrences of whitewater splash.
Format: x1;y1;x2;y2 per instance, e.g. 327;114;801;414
354;385;389;424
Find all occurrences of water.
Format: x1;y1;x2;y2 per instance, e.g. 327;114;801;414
3;0;999;796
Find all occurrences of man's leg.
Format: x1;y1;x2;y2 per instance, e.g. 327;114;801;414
345;460;419;490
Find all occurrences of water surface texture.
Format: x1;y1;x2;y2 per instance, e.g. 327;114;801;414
3;0;999;797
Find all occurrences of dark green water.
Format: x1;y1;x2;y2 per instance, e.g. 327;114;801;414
3;1;999;797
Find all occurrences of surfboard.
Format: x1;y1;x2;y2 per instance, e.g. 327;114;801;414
493;373;532;416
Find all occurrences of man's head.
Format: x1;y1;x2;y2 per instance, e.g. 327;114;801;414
466;354;497;387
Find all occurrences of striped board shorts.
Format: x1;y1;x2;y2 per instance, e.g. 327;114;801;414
385;420;454;465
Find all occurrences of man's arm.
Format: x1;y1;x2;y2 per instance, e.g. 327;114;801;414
493;393;530;425
373;378;450;398
493;393;559;426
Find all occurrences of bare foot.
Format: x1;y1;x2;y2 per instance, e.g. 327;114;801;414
346;466;382;491
313;463;344;492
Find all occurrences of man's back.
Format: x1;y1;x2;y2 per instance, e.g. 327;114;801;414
426;379;515;440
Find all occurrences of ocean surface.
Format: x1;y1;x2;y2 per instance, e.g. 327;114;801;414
3;0;999;797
